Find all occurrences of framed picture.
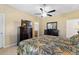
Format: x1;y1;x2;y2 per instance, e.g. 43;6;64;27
47;22;57;29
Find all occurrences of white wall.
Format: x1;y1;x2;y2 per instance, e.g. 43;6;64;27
66;19;79;38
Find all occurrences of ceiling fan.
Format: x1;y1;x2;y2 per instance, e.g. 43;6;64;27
35;4;56;17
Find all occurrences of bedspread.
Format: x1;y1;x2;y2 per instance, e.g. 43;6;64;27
17;35;63;55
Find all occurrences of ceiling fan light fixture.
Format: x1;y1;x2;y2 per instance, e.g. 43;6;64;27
35;4;56;18
42;12;47;17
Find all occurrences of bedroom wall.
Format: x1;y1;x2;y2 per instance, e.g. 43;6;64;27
1;4;79;47
0;5;39;47
39;10;79;39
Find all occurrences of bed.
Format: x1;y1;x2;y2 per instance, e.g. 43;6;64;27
17;35;79;55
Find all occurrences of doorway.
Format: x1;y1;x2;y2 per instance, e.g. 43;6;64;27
0;14;5;48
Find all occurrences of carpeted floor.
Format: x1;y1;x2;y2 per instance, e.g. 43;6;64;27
0;46;72;55
0;46;17;55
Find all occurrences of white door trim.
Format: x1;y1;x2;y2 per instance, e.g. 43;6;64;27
0;13;6;48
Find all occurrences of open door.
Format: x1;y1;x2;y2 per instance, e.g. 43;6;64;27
0;14;5;48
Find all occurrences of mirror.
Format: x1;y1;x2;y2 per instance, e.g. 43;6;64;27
47;22;57;29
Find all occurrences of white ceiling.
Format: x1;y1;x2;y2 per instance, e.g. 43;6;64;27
9;4;79;17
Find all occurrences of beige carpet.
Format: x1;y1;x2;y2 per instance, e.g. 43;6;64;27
0;46;71;55
0;46;17;55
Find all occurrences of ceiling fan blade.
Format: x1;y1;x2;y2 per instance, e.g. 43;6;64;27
47;14;52;16
34;13;41;15
48;10;56;13
40;8;43;11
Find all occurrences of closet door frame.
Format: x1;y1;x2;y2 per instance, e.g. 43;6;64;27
0;13;5;48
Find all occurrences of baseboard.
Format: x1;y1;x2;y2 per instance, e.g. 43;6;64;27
4;42;17;48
